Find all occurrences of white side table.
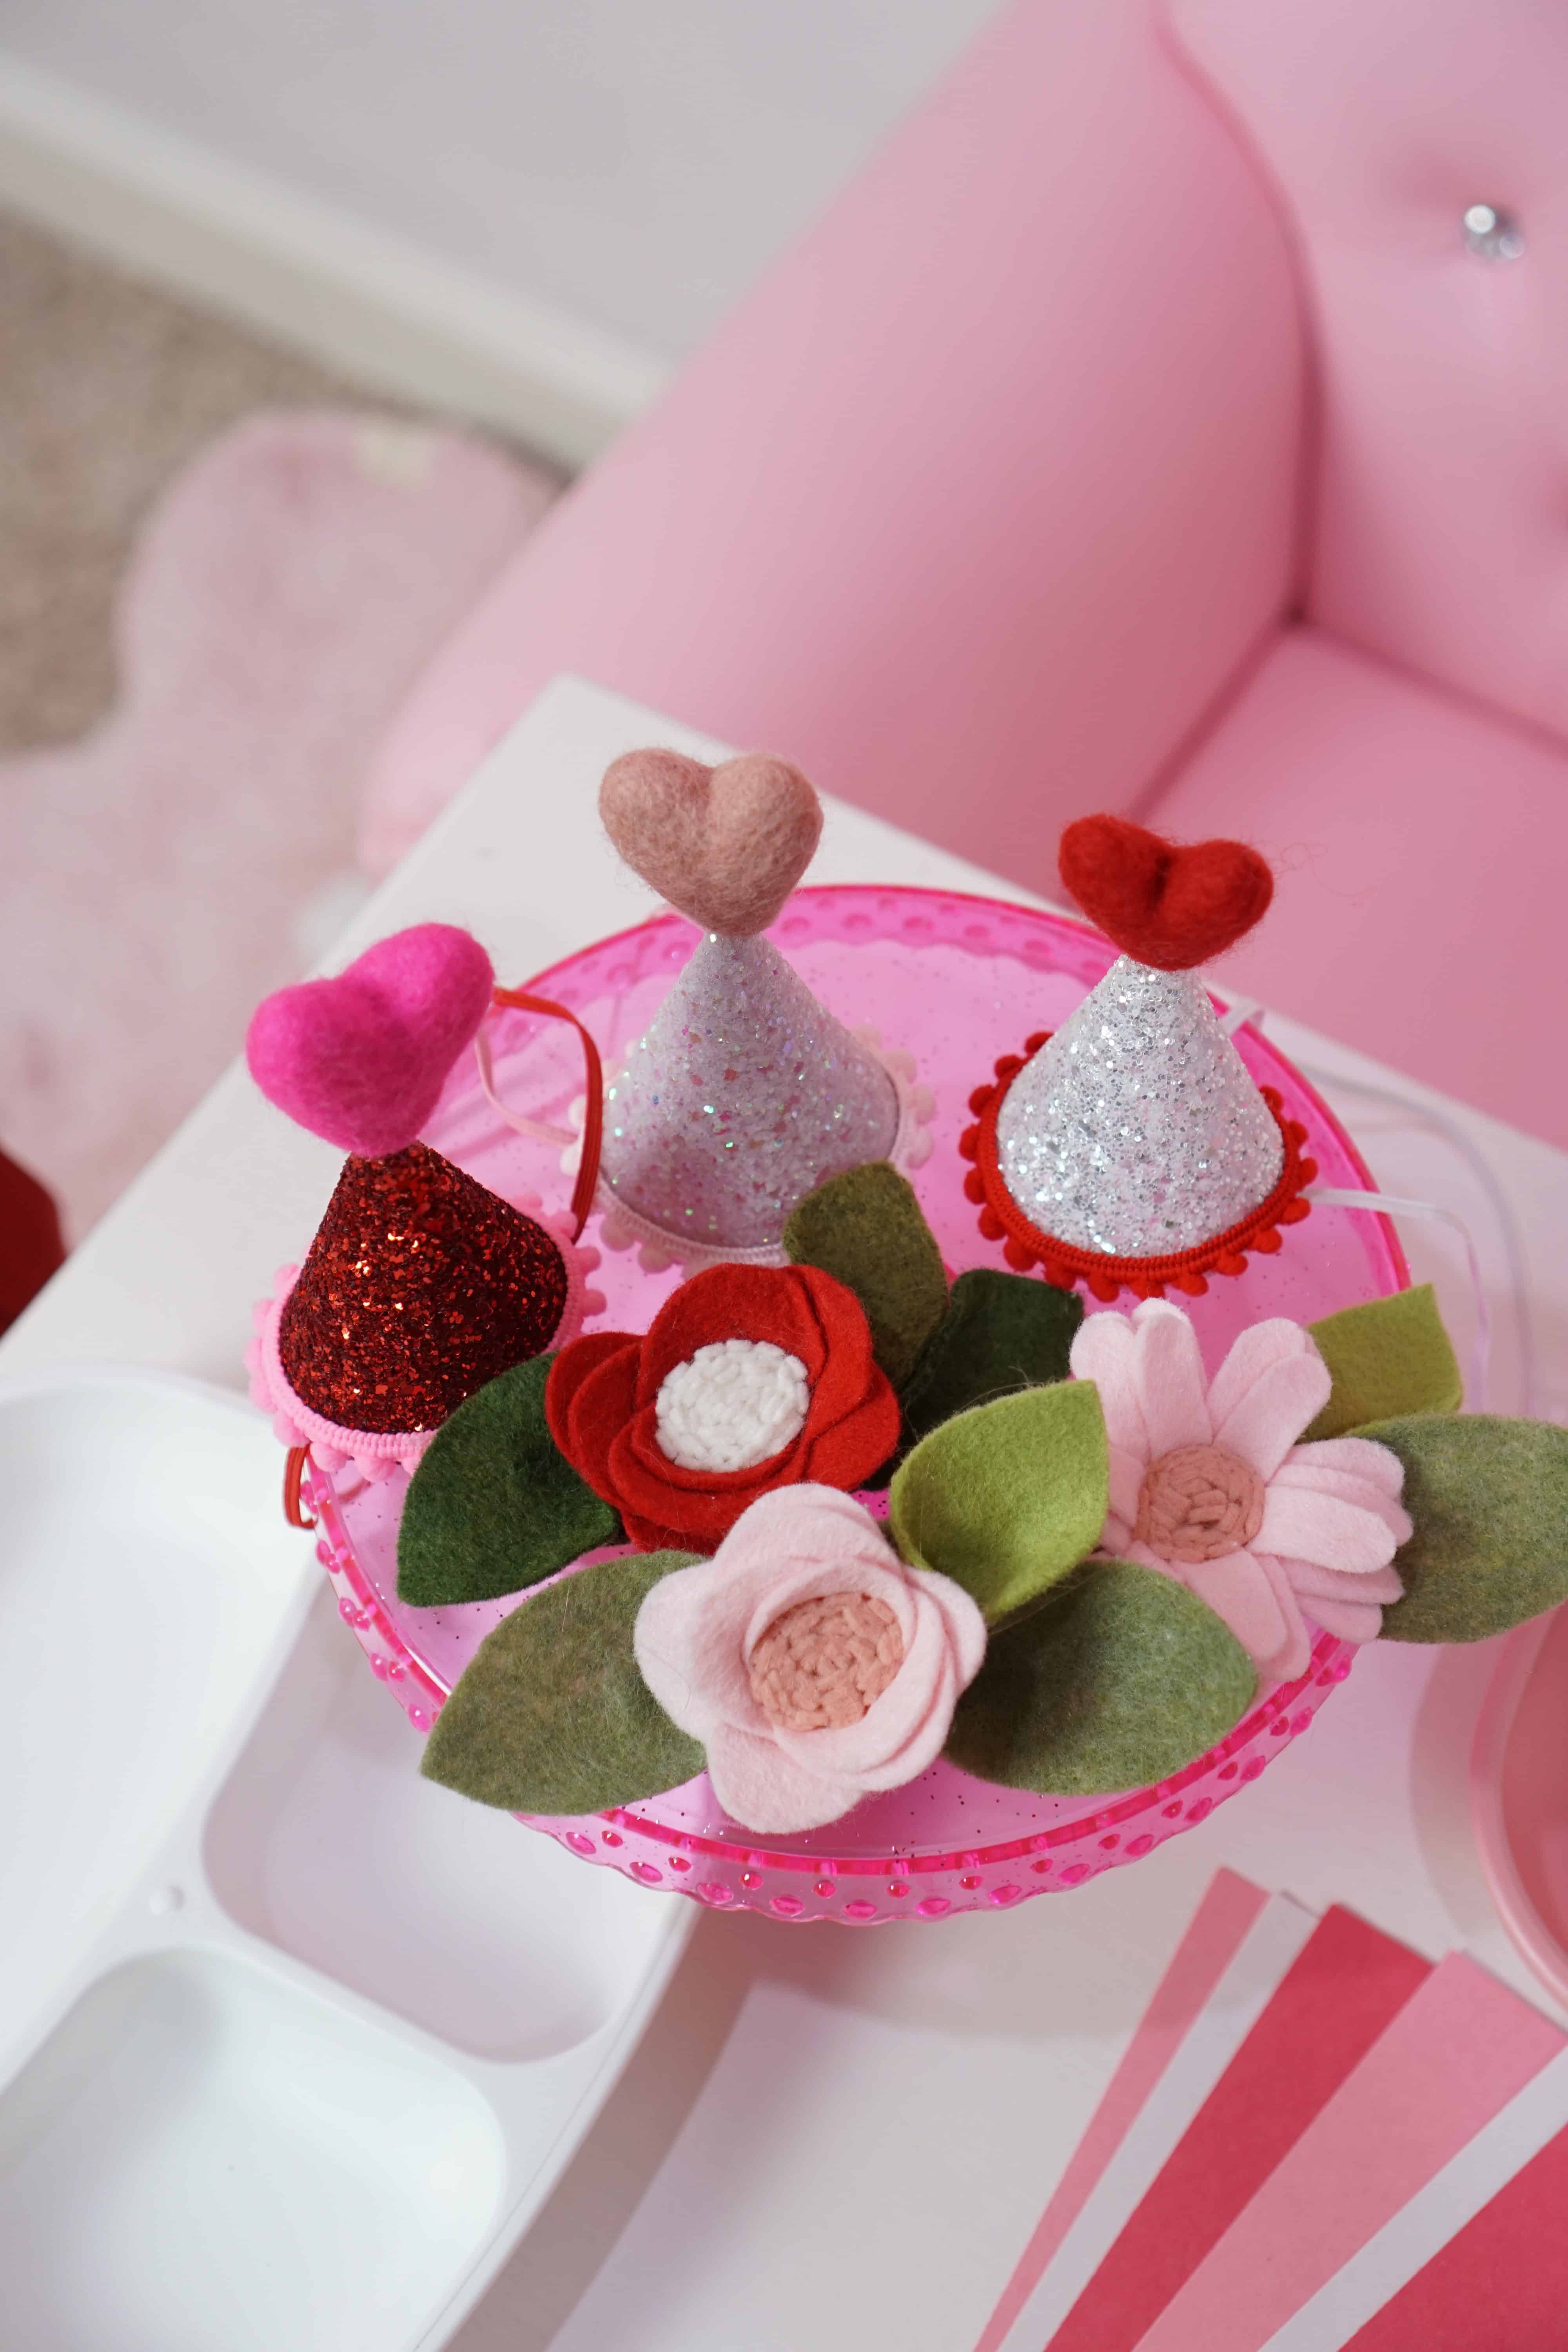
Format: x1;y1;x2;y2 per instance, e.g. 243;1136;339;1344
7;675;1564;2352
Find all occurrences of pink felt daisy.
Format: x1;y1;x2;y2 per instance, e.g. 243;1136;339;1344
633;1484;987;1834
1069;1301;1412;1683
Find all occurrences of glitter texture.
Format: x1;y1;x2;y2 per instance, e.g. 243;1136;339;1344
278;1142;568;1432
598;932;899;1249
995;959;1285;1256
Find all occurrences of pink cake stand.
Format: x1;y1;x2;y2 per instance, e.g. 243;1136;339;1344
306;886;1408;1923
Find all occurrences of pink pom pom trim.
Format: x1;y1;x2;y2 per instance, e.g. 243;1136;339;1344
250;1203;602;1485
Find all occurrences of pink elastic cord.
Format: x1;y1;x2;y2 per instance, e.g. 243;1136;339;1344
472;1022;576;1149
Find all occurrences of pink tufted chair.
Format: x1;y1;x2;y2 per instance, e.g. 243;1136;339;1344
361;0;1568;1149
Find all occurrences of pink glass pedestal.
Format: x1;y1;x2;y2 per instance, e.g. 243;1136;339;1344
315;886;1406;1922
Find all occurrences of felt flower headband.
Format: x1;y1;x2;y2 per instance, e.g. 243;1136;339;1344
410;1164;1568;1834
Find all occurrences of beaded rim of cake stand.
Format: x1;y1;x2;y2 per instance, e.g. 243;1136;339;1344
301;1459;1355;1925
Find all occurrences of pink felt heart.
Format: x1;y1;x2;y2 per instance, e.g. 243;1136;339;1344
599;748;822;936
246;924;495;1156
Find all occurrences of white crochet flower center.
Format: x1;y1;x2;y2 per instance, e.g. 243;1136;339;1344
655;1339;811;1472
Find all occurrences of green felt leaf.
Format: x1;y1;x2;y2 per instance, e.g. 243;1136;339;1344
900;1268;1084;1443
889;1380;1107;1626
1304;1284;1463;1441
783;1161;949;1388
398;1352;622;1608
1367;1414;1568;1643
421;1551;705;1813
944;1559;1257;1795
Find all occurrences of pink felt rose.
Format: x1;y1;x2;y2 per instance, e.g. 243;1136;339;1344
1070;1300;1412;1683
633;1483;987;1834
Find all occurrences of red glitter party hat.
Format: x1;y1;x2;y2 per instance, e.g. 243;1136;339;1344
278;1143;572;1434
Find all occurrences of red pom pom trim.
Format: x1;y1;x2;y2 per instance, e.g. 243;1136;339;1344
960;1031;1316;1303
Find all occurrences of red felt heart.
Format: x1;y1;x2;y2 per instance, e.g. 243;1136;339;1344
246;923;495;1155
1058;816;1274;971
599;748;821;935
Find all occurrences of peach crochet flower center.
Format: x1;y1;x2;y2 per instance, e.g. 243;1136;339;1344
1135;1443;1265;1564
748;1591;905;1731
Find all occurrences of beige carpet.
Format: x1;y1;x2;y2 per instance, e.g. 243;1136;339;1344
1;212;561;1236
0;211;448;751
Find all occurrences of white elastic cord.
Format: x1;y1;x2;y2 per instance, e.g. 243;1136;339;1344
1211;992;1536;1419
1306;1186;1491;1411
472;1023;576;1149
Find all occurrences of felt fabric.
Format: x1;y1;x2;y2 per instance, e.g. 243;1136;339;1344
1304;1283;1463;1439
0;1142;65;1335
944;1557;1256;1795
750;1591;903;1728
634;1484;986;1833
1071;1301;1407;1679
546;1261;899;1551
420;1550;705;1814
397;1352;622;1607
246;923;495;1156
889;1379;1109;1626
1370;1413;1568;1643
898;1267;1083;1444
1058;814;1274;971
598;747;822;936
782;1160;949;1387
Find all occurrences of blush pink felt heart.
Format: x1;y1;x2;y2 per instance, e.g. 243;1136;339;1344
247;924;495;1156
1058;815;1274;971
599;748;822;936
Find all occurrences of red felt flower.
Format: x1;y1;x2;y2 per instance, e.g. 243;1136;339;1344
545;1263;901;1552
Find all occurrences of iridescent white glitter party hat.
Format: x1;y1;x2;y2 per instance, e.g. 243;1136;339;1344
592;748;931;1271
962;815;1314;1301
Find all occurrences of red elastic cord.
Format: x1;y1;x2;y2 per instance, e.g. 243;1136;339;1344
490;987;605;1240
283;1445;318;1529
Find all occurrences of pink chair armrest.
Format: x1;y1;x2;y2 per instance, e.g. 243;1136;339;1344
363;0;1304;894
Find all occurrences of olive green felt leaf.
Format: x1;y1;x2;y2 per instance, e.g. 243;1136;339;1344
398;1352;622;1608
889;1380;1108;1626
1366;1414;1568;1644
900;1267;1084;1444
1304;1285;1463;1441
783;1161;949;1388
421;1551;705;1813
943;1559;1257;1795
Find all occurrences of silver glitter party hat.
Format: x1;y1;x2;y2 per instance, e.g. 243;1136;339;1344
599;930;899;1253
590;745;914;1263
995;959;1283;1258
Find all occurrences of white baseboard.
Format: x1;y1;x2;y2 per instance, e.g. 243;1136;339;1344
0;52;671;469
